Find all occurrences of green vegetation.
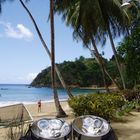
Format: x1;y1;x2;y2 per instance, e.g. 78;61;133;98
68;90;140;120
31;56;118;88
27;0;140;121
30;0;140;91
54;0;129;90
117;0;140;89
68;93;125;120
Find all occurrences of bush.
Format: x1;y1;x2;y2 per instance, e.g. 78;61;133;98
68;93;125;120
121;89;140;103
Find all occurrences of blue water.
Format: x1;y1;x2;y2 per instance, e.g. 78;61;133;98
0;84;100;106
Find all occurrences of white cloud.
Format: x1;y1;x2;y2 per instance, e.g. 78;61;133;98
0;73;38;84
17;73;38;82
0;21;33;41
26;73;38;81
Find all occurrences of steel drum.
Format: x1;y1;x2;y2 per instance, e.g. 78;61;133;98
30;118;71;140
72;115;114;140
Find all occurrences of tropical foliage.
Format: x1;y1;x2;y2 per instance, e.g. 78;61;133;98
117;28;140;88
68;89;140;120
68;93;125;120
54;0;130;89
117;0;140;89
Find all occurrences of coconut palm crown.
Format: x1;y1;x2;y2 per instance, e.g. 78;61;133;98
54;0;131;89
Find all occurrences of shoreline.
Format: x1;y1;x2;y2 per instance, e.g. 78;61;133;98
0;86;118;107
31;85;118;90
0;99;68;107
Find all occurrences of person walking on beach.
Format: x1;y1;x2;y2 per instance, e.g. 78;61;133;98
38;100;41;112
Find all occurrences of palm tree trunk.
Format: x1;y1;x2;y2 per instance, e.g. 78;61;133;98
87;41;120;90
104;69;120;90
108;26;126;90
50;0;67;117
19;0;73;98
91;38;110;93
55;66;73;97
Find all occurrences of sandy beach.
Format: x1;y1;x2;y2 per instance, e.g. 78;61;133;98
25;101;74;123
0;101;140;140
111;111;140;140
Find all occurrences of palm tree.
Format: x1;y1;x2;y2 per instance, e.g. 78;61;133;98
92;39;110;92
50;0;67;117
96;0;130;89
54;0;120;90
87;45;120;90
54;0;130;90
76;31;119;91
19;0;73;98
19;0;67;117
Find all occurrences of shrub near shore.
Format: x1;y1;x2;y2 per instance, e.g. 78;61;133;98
68;90;140;121
68;93;125;120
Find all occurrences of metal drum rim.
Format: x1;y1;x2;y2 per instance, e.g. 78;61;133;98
31;118;71;140
72;115;111;138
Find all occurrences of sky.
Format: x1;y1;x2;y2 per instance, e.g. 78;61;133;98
0;0;121;84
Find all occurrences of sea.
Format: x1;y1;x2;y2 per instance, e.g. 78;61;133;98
0;84;102;107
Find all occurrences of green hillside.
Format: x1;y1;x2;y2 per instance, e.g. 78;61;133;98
31;56;118;88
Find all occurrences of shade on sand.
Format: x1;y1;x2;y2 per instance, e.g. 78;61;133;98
0;103;33;128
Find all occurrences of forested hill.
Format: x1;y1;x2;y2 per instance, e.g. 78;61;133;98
31;56;118;88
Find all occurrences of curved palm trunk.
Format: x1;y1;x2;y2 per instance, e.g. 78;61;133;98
96;0;126;90
108;26;126;90
87;40;120;90
104;69;120;90
50;0;67;117
19;0;73;98
91;38;110;93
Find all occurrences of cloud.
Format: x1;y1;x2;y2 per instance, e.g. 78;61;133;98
26;73;38;81
0;73;38;84
0;21;33;41
17;73;38;82
16;73;38;83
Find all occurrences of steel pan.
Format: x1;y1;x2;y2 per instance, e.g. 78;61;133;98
30;118;71;140
72;115;111;140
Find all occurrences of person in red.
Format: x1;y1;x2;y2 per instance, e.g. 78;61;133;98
38;100;41;112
